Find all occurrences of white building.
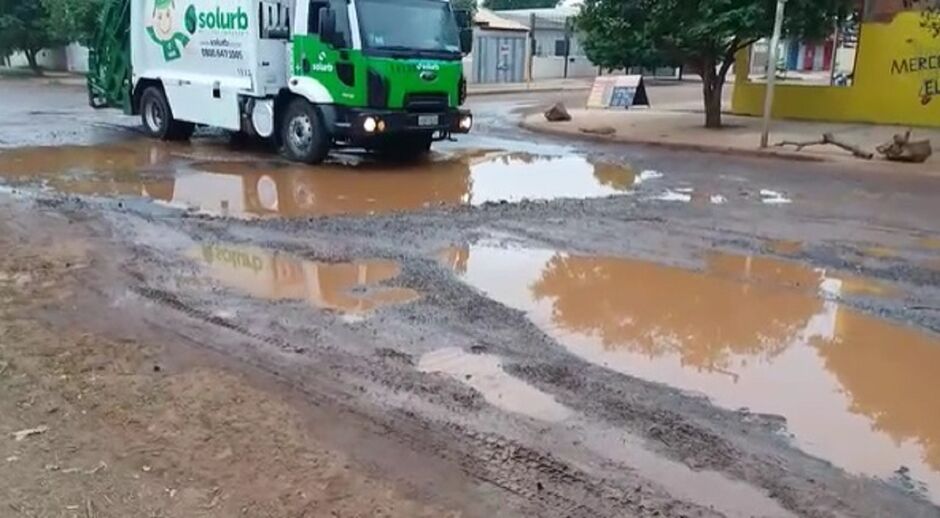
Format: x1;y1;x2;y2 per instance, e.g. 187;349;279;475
496;7;599;80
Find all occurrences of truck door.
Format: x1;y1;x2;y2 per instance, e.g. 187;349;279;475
289;0;363;106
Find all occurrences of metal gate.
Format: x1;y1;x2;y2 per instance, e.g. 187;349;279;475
473;33;526;84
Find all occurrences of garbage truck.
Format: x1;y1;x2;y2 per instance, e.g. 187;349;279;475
88;0;474;163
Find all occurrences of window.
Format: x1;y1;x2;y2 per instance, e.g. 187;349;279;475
260;1;290;39
307;0;351;48
357;0;461;56
307;1;328;34
554;39;569;57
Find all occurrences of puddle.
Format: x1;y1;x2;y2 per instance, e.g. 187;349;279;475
863;246;898;259
634;169;663;185
760;189;792;205
418;348;572;422
0;141;635;218
191;244;419;314
651;189;692;203
444;244;940;502
918;237;940;250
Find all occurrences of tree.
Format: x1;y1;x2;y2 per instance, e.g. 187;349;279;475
577;0;852;128
43;0;106;47
452;0;479;17
483;0;561;11
0;0;66;74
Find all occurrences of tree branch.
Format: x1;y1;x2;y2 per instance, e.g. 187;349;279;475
776;133;874;160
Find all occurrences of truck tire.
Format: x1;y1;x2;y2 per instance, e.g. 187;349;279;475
139;86;195;141
280;98;330;164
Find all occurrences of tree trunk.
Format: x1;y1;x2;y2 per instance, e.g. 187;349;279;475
699;58;724;129
25;49;42;76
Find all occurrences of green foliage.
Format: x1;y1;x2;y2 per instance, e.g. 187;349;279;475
483;0;561;11
0;0;67;70
42;0;106;47
576;0;852;127
577;0;850;71
452;0;479;17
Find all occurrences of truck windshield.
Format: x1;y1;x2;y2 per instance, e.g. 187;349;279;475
357;0;461;58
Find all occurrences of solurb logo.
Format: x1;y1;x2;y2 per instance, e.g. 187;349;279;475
184;5;249;34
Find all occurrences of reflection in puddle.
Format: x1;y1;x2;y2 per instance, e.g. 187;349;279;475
863;246;898;259
0;141;635;218
192;244;419;314
760;189;792;205
443;245;940;502
919;237;940;250
767;239;803;255
418;348;572;422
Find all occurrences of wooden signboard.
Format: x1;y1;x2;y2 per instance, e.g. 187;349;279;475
586;75;650;110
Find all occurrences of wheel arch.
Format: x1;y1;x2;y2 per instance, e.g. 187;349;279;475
131;78;164;116
273;89;337;146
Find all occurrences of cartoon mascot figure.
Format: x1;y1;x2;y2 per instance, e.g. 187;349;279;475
147;0;190;62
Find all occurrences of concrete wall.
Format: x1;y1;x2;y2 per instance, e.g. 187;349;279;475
471;29;528;84
732;12;940;127
532;56;597;80
530;28;585;58
66;44;90;73
6;48;68;70
4;45;88;73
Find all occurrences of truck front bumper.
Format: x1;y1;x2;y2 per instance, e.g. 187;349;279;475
333;108;473;139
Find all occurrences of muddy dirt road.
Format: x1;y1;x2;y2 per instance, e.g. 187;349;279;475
1;78;940;517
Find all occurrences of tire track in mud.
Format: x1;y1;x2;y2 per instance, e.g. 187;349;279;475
23;189;940;517
127;283;718;518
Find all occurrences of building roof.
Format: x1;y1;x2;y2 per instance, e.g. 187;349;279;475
474;8;531;32
496;7;579;30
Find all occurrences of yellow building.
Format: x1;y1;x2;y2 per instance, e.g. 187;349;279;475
732;4;940;127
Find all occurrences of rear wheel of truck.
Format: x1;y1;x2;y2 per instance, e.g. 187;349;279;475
139;87;195;141
280;99;330;164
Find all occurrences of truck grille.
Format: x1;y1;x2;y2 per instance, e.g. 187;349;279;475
404;93;449;113
368;70;388;109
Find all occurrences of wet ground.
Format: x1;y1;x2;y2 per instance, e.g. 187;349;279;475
2;78;940;517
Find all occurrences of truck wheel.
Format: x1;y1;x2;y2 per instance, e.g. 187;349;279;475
140;86;195;141
280;98;330;164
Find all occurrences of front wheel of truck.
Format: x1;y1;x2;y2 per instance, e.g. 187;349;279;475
139;87;194;141
280;99;330;165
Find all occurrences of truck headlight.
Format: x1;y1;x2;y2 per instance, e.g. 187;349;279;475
458;115;473;131
363;117;378;133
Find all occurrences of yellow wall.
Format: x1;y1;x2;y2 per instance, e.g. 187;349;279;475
732;12;940;127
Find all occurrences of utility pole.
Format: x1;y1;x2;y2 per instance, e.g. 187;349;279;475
527;13;536;89
760;0;788;149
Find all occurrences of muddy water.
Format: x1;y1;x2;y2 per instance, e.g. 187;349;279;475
767;239;804;256
191;244;419;314
442;245;940;502
418;348;572;422
0;141;635;217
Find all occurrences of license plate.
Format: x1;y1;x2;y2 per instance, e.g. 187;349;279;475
418;115;439;127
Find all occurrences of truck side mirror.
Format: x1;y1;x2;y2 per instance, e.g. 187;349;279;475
318;7;338;46
459;28;473;54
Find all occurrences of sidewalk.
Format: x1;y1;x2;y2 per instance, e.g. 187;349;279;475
468;78;593;96
0;68;86;86
522;107;940;173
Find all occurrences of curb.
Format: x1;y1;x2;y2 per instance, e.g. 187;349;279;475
519;119;827;163
469;85;592;97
